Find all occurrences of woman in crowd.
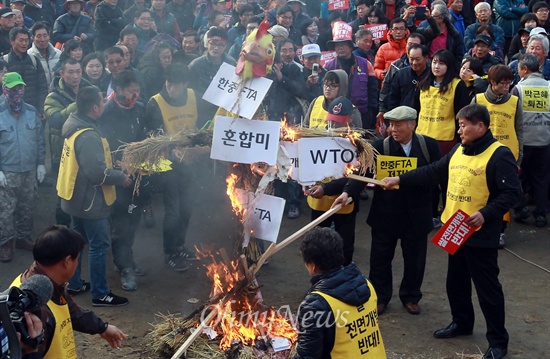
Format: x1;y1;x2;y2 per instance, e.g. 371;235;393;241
51;39;84;77
138;41;174;100
82;52;107;91
508;13;539;61
300;18;319;46
366;7;390;46
459;57;487;101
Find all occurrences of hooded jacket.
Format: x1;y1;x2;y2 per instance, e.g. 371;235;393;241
60;112;127;220
294;264;372;359
374;28;408;80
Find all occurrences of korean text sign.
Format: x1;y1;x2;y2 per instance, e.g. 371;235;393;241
329;0;350;10
202;63;273;119
431;209;477;255
363;24;388;40
210;116;281;165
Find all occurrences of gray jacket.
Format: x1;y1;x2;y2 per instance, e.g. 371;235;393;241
60;112;126;220
511;73;550;147
27;43;62;86
0;101;45;172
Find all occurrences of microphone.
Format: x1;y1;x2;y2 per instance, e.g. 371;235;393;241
17;275;54;312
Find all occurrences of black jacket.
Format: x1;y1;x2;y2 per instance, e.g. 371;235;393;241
387;64;430;110
400;131;522;248
4;50;48;113
366;134;442;235
294;264;371;359
52;12;95;54
379;54;408;113
94;1;126;51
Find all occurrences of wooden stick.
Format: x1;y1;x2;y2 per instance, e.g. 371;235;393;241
251;197;353;277
240;254;252;283
347;173;399;189
171;309;217;359
219;248;232;268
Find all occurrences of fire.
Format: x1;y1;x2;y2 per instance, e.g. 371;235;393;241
226;171;246;218
281;117;297;142
196;247;241;298
345;162;358;176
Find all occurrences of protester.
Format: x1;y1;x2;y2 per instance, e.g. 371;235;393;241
119;27;140;67
24;0;55;28
166;0;196;32
228;3;254;47
293;227;386;358
507;13;538;61
509;34;550;82
459;57;487;101
123;0;146;24
10;0;36;29
100;46;126;97
82;52;107;88
12;225;127;356
275;4;301;45
0;8;17;56
300;43;327;102
349;0;371;33
353;29;378;65
150;0;182;42
138;41;174;101
448;0;467;39
424;4;464;68
532;1;550;33
94;0;126;51
27;21;61;84
464;2;505;51
494;0;529;55
464;34;503;74
52;38;83;73
52;0;94;54
383;103;522;359
0;72;45;263
267;23;289;47
299;18;319;46
374;17;409;81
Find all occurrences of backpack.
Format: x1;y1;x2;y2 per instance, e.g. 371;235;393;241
383;133;430;163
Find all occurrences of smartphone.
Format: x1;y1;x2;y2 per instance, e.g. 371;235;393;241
312;63;319;75
415;6;427;20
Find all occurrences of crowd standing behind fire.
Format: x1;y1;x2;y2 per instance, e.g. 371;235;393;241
0;0;549;358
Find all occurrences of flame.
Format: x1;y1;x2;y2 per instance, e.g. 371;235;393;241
281;116;297;142
226;171;246;218
196;246;241;298
345;163;358;176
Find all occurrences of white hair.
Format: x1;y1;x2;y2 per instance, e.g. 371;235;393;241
528;34;550;56
474;2;491;13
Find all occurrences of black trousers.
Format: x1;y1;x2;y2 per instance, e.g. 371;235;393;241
521;145;550;215
369;225;428;306
447;245;509;349
311;209;356;266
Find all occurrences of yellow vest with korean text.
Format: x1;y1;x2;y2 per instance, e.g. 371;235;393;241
309;97;329;129
475;93;519;160
306;178;354;214
312;280;386;358
152;90;197;136
441;141;502;224
56;128;116;206
11;275;77;359
417;78;461;141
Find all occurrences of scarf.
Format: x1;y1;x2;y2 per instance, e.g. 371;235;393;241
2;86;25;113
108;91;138;110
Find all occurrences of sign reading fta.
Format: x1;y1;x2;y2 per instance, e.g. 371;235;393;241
376;155;417;178
431;210;477;255
211;116;281;165
329;0;350;10
299;137;358;182
203;63;273;119
246;193;285;243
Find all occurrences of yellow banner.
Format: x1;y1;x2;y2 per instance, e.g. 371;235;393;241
522;86;550;112
376;155;417;178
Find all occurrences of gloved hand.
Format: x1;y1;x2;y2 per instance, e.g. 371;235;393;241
0;171;6;187
37;165;46;183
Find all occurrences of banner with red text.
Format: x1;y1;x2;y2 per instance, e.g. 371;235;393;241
363;24;388;40
431;210;477;255
329;0;350;10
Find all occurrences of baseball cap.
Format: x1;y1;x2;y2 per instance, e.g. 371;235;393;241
383;106;417;121
0;8;15;17
302;44;321;58
2;72;26;88
267;25;289;38
474;34;492;46
530;27;548;37
327;97;354;123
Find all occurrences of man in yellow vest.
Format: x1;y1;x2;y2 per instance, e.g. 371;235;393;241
12;225;127;358
383;104;522;359
144;63;207;272
294;227;386;359
56;86;132;306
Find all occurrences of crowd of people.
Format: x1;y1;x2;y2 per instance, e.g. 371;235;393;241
0;0;549;358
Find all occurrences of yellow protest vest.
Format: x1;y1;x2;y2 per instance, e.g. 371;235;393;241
56;128;116;206
441;141;502;225
307;178;354;214
417;78;461;141
11;276;77;359
152;89;198;136
476;94;520;160
312;280;386;358
308;97;329;129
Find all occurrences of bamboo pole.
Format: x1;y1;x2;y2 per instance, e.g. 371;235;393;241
170;309;217;359
250;197;353;277
347;173;399;189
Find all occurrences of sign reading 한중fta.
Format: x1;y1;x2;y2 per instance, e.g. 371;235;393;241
202;63;273;119
298;137;358;182
376;155;417;179
211;116;281;165
245;192;285;243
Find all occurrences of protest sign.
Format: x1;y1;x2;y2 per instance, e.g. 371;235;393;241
281;141;299;182
296;48;337;67
329;0;350;10
431;210;477;255
363;24;388;40
376;155;417;178
211;116;281;165
298;137;359;182
202;63;272;119
246;193;285;243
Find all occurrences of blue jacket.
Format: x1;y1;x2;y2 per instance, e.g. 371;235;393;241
0;102;45;172
494;0;529;38
464;21;505;50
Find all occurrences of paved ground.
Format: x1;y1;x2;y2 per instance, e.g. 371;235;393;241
1;162;549;358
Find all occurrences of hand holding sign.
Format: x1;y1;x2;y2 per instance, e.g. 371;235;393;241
431;210;478;255
465;211;485;227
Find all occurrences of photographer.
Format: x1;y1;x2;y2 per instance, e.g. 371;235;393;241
20;312;44;359
10;225;127;357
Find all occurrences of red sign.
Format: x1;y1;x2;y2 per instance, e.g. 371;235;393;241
296;47;337;67
329;0;350;10
363;24;388;40
431;210;477;255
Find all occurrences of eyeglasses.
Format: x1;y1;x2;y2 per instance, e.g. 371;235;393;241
323;83;340;89
208;41;226;48
107;58;123;65
536;9;549;13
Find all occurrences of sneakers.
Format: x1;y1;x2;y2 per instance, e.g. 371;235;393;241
498;233;506;249
534;214;548;228
120;268;138;291
67;281;90;296
165;254;190;272
514;206;531;222
433;217;443;229
15;237;34;251
142;205;156;228
92;291;129;307
0;241;14;263
178;248;198;261
287;206;300;219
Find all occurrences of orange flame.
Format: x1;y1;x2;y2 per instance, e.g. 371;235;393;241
345;163;358;176
226;172;246;219
281;116;297;142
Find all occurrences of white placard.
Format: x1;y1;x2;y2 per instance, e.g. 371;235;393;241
281;141;299;181
235;190;285;243
202;63;273;119
298;137;359;182
211;116;281;165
